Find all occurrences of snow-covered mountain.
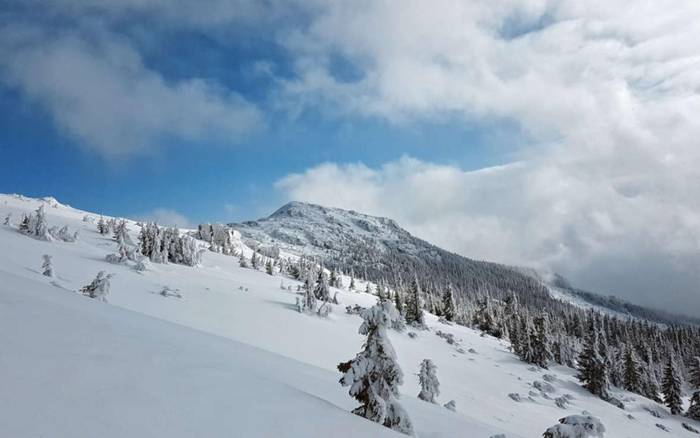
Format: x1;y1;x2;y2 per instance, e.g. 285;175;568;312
233;201;696;325
2;194;699;438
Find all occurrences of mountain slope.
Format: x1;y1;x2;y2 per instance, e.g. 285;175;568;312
232;201;695;325
1;193;697;437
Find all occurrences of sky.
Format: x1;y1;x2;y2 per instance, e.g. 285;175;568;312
1;0;700;316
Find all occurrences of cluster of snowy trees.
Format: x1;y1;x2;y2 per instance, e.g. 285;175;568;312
15;205;78;242
312;236;700;417
197;223;239;255
137;222;204;267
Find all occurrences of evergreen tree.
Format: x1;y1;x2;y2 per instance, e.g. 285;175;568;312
622;348;641;394
3;212;11;226
41;254;53;277
338;302;414;435
530;313;552;368
302;282;317;313
394;290;404;316
417;359;440;403
576;320;609;399
404;277;425;327
251;252;259;269
687;391;700;421
25;205;50;240
349;276;356;291
239;252;249;268
97;216;109;235
441;286;456;321
18;214;29;233
661;355;683;415
690;356;700;389
265;259;274;275
314;270;331;302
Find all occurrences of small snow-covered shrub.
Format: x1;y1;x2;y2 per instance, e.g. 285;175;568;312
80;271;113;302
655;423;669;432
134;258;148;272
345;304;366;315
444;400;456;412
159;286;182;298
508;393;522;402
643;405;665;418
682;423;699;434
555;396;569;409
317;302;332;318
606;397;624;410
435;330;457;345
41;254;54;277
534;380;556;394
543;415;605;438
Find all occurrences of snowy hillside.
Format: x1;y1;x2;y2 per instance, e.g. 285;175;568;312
1;193;699;437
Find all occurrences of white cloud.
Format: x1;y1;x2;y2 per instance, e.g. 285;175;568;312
136;208;194;229
0;25;262;158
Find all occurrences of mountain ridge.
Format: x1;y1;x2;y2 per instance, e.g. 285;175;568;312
232;201;700;326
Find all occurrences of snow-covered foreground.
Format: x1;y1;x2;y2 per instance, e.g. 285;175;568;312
1;194;698;437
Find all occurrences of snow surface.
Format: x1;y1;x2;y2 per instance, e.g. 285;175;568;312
1;194;698;437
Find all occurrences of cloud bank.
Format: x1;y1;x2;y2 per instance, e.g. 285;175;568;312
271;0;700;316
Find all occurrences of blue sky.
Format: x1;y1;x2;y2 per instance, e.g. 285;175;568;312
2;0;700;315
0;82;517;223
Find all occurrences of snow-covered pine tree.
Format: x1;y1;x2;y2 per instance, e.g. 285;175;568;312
404;276;425;328
239;252;249;268
688;391;700;421
690;356;700;389
251;252;259;270
3;212;11;226
417;359;440;403
266;259;274;275
302;281;317;313
661;355;683;415
41;254;53;277
576;319;609;400
688;356;700;420
349;276;356;291
622;348;642;394
313;270;331;302
80;271;113;302
530;313;552;369
441;286;456;321
97;216;109;235
180;235;203;266
26;205;50;240
338;301;414;435
641;364;662;403
394;289;404;316
18;213;30;234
